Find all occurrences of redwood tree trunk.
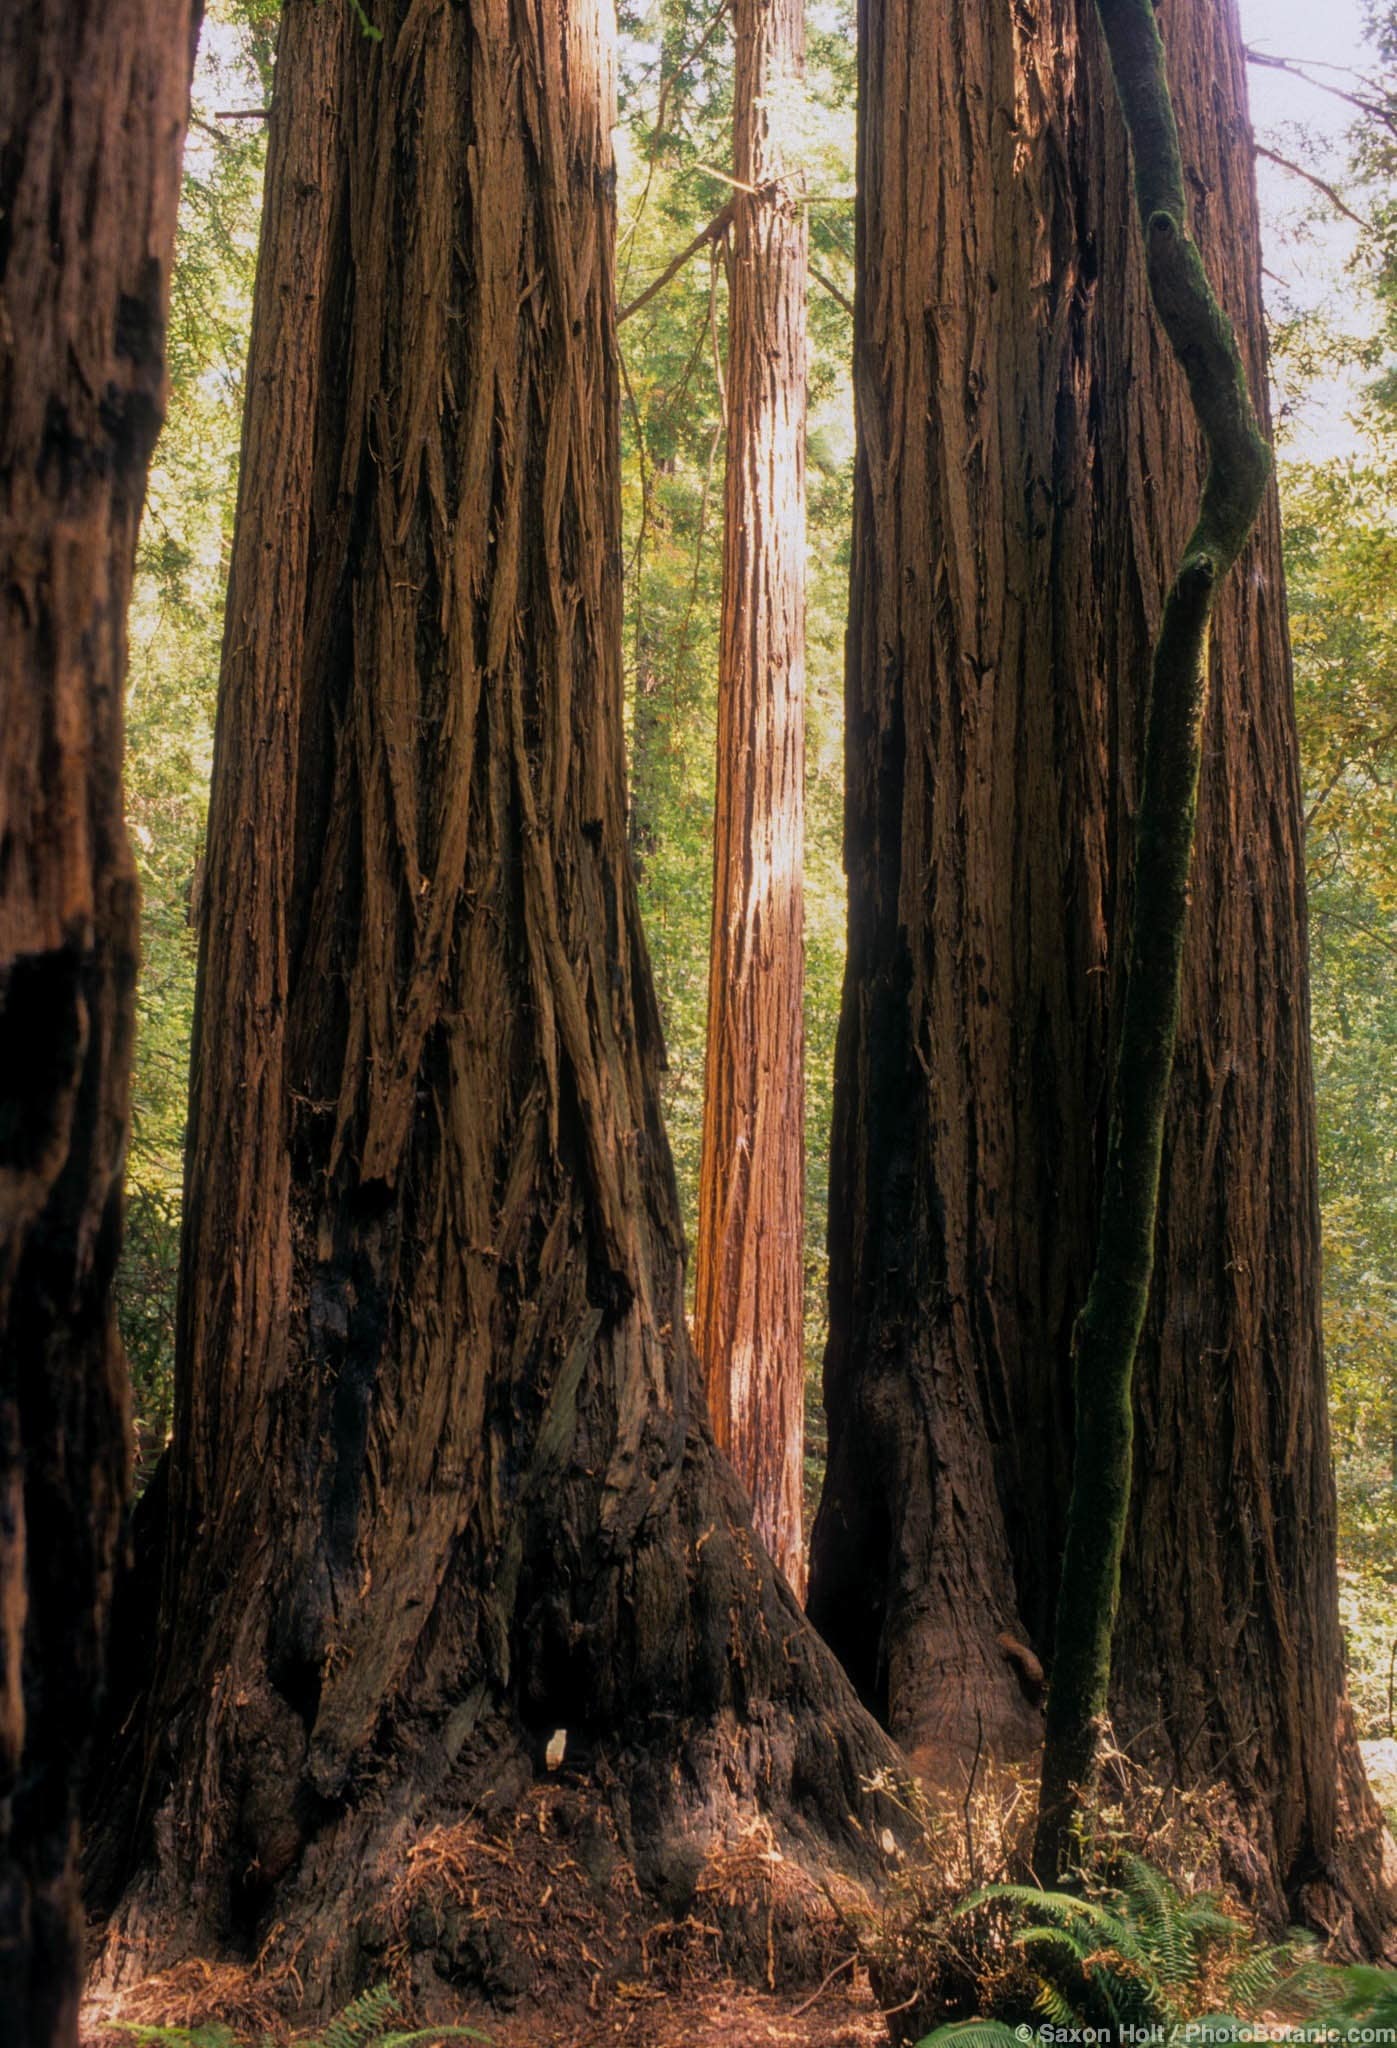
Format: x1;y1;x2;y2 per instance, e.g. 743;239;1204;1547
693;0;808;1596
808;0;1395;1945
87;0;896;1997
0;6;195;2040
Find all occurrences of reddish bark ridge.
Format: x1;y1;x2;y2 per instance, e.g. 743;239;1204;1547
0;2;198;2042
695;0;809;1599
0;0;198;2039
83;0;901;2008
807;0;1396;1950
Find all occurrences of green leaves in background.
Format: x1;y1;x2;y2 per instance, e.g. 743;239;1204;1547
121;0;266;1473
121;2;1397;1733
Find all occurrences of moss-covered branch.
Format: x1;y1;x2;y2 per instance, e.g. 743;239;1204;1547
1033;0;1271;1881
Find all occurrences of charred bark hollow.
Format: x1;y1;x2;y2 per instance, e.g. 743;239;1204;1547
86;0;899;1998
694;0;809;1598
0;5;196;2042
807;0;1395;1946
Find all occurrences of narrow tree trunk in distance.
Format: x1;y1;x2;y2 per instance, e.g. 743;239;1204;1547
809;0;1395;1945
86;0;898;1996
694;0;809;1595
0;4;196;2040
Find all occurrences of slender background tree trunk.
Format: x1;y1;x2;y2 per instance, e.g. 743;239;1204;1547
809;0;1394;1944
694;0;809;1596
0;4;196;2040
87;0;897;1996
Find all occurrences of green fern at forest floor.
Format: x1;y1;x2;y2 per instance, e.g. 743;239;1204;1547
112;1978;489;2048
911;1855;1397;2048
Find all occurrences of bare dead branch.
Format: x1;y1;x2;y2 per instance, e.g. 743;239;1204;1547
618;203;735;325
810;261;854;318
1253;143;1371;230
1244;46;1394;128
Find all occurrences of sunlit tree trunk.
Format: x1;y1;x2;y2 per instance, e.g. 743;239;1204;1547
0;3;196;2039
85;0;896;1993
694;0;808;1595
809;0;1395;1945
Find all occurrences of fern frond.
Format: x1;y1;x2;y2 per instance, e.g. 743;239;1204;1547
1322;1962;1397;2017
952;1856;1310;2047
1171;2012;1252;2044
1182;1905;1247;1947
1116;1853;1175;1932
1086;1953;1149;2036
914;2024;1028;2048
1313;1962;1397;2041
1223;1940;1293;2010
113;2027;238;2048
1031;1976;1081;2029
379;2030;493;2045
964;1885;1124;1936
1110;1857;1209;1990
318;1983;400;2048
1014;1925;1096;1965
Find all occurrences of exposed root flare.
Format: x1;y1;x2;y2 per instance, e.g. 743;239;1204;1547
370;1789;872;2012
85;1790;879;2036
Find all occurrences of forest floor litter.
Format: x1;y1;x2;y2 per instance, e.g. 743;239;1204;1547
82;1971;887;2047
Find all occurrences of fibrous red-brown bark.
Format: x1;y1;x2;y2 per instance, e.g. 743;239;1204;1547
694;0;808;1597
86;0;897;1999
808;0;1395;1946
0;5;195;2040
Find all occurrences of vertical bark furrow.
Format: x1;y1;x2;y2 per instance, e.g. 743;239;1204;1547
809;0;1393;1939
811;0;1087;1772
87;0;902;1986
168;0;342;1579
1037;0;1272;1872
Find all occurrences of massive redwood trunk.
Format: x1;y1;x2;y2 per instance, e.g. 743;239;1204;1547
0;6;195;2040
807;0;1395;1946
693;0;808;1597
86;0;896;1999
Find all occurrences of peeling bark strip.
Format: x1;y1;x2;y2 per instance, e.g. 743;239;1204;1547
694;0;808;1597
86;0;899;1989
1035;0;1271;1880
811;0;1393;1942
0;2;197;2041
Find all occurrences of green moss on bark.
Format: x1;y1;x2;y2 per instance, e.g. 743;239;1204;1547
1033;0;1271;1880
